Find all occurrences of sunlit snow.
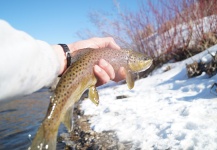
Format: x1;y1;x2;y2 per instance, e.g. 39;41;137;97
81;45;217;149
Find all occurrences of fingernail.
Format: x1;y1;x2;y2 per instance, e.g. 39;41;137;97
94;65;102;73
101;59;108;67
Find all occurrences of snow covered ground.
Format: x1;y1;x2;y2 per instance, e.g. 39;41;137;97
81;45;217;150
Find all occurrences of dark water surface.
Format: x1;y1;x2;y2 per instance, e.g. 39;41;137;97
0;89;66;150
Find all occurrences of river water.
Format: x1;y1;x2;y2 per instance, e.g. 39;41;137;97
0;89;66;150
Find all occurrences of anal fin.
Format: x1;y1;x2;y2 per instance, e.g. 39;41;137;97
62;105;74;132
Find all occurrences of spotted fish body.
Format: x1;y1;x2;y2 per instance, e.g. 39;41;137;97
29;48;153;150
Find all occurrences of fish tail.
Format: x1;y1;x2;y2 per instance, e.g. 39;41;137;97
29;124;58;150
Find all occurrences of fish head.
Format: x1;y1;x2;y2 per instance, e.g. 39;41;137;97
126;50;153;72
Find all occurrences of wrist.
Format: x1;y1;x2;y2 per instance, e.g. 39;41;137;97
52;45;67;75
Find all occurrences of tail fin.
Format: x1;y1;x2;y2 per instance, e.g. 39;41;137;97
28;124;58;150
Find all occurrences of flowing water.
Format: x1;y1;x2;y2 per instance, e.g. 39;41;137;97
0;89;66;150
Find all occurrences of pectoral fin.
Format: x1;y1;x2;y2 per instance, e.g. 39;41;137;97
126;69;135;89
62;105;74;132
88;85;99;106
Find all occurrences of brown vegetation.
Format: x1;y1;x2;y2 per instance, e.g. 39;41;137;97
78;0;217;71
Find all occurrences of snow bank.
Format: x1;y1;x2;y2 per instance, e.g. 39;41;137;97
81;45;217;149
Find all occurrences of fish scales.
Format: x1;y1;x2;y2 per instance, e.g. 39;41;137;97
29;48;153;150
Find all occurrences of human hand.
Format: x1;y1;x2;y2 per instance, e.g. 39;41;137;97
68;37;126;86
54;37;126;86
68;37;121;50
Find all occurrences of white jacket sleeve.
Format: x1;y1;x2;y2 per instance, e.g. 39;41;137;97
0;20;60;100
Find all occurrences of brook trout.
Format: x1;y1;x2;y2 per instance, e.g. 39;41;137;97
29;48;153;150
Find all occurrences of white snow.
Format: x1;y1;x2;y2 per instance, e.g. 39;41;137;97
81;45;217;149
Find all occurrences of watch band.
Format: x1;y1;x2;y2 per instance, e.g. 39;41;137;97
58;44;71;68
